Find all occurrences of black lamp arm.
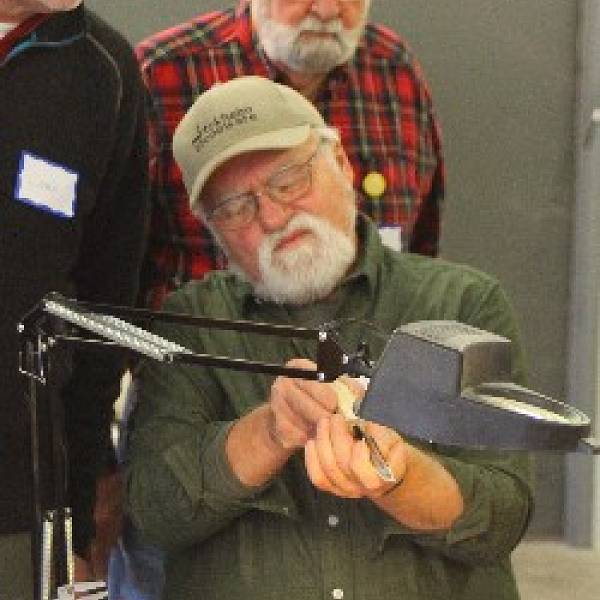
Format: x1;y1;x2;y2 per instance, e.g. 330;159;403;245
18;292;368;383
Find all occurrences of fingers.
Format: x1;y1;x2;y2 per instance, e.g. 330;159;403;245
285;358;338;414
306;417;362;497
356;422;408;496
270;376;332;433
305;414;408;498
349;439;385;493
269;379;311;449
268;359;339;449
336;375;366;401
329;413;356;475
306;439;354;498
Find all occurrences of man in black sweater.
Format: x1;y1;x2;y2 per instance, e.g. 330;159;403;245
0;1;149;596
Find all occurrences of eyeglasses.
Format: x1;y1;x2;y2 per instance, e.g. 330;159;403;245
206;141;325;230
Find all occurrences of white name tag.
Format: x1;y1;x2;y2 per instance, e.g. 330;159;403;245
15;151;78;218
378;226;402;252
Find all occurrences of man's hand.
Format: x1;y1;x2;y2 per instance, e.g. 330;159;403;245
304;414;408;498
268;358;339;450
226;358;343;488
305;413;464;532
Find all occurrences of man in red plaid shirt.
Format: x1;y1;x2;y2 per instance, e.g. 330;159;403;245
136;0;444;310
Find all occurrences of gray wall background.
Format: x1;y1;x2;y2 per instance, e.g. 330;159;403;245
88;0;578;538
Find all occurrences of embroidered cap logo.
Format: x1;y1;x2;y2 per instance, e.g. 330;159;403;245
192;107;258;152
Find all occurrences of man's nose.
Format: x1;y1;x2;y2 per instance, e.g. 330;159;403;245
255;192;294;232
310;0;342;21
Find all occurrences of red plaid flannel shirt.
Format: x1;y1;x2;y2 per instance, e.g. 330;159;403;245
136;2;445;309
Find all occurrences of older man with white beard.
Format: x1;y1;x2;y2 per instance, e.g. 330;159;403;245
125;77;532;600
135;0;445;311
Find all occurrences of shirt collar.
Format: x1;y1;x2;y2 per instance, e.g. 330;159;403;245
0;5;84;65
0;13;48;61
346;213;385;293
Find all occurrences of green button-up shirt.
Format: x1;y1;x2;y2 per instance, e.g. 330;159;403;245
127;216;532;600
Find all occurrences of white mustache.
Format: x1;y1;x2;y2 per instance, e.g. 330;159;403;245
297;15;344;35
264;219;314;252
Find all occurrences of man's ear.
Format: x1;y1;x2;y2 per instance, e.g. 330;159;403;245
332;141;354;184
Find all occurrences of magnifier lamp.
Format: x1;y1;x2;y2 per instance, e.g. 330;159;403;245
18;292;600;600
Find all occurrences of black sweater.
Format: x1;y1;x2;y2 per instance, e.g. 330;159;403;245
0;5;148;553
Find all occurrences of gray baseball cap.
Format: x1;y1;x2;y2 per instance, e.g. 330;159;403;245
173;76;327;214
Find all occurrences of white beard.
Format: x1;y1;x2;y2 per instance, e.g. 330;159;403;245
247;212;356;305
255;11;365;74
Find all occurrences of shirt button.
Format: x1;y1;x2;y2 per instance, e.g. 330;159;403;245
327;514;339;527
332;588;344;600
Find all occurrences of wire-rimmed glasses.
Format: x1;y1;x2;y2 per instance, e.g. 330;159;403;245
205;141;325;230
